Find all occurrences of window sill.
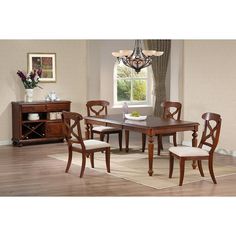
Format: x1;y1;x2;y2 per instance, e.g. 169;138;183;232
112;104;153;109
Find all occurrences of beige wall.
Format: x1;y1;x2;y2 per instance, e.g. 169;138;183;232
183;40;236;154
87;40;101;100
0;40;87;144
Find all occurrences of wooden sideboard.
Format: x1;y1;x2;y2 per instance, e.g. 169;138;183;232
12;100;71;146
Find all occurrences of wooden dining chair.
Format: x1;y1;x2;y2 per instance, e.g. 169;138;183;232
142;101;182;155
86;100;122;151
169;112;222;186
62;111;111;178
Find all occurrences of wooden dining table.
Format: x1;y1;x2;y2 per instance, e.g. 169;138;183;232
84;114;199;176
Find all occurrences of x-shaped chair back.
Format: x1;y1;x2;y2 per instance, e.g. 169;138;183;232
86;100;109;116
62;111;85;150
199;112;222;155
162;101;182;120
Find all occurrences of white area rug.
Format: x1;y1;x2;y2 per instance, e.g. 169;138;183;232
48;146;236;190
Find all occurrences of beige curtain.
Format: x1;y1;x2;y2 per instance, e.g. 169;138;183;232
145;40;171;117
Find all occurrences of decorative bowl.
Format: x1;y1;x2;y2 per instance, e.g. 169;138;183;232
28;113;40;121
125;113;147;121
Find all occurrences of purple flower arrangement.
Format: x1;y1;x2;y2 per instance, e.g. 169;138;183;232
17;69;42;89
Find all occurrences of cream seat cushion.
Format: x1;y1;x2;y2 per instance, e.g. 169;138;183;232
73;139;110;150
92;126;120;132
169;146;209;157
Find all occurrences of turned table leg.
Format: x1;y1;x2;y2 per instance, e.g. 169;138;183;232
125;130;129;153
148;133;154;176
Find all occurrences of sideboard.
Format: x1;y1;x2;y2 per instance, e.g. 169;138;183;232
12;100;71;146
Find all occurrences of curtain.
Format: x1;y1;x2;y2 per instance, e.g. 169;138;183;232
145;40;171;117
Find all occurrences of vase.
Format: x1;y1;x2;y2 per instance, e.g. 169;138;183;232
25;89;34;102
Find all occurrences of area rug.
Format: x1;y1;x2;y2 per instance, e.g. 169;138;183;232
48;146;236;190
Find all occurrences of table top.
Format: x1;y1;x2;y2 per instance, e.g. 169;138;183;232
84;114;199;129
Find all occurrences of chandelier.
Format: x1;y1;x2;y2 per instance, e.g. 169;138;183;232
112;40;164;73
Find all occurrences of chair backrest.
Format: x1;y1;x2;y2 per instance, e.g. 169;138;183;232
62;111;85;149
161;101;182;120
86;100;109;116
198;112;222;155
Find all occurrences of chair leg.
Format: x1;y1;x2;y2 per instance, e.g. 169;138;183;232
118;131;122;151
173;133;177;146
157;135;163;156
179;158;185;186
160;135;164;150
169;152;174;178
91;131;94;139
142;133;146;152
106;134;109;143
197;160;204;177
65;146;72;173
80;154;86;178
100;133;105;141
208;158;217;184
105;147;111;173
100;133;105;153
90;153;94;168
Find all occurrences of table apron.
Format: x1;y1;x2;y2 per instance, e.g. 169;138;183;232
123;126;197;135
152;126;197;135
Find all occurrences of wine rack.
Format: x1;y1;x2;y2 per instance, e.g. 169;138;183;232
22;122;45;139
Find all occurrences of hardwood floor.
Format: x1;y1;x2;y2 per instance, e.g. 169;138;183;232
0;135;236;196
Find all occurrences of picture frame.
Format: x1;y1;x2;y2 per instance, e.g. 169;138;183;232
28;53;56;82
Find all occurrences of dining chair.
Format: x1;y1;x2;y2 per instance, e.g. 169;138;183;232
62;111;111;178
142;101;182;155
169;112;222;186
86;100;122;151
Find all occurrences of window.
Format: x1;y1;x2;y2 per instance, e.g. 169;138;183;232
114;61;153;106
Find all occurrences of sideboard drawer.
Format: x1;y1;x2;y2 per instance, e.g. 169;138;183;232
21;104;47;113
46;103;70;112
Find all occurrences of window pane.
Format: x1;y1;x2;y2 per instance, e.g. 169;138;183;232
117;80;131;101
132;80;147;101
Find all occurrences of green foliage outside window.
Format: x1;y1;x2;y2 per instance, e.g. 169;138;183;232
116;62;148;103
117;80;131;101
133;80;146;101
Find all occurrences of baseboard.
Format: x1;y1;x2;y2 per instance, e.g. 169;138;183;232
182;140;236;157
0;140;12;146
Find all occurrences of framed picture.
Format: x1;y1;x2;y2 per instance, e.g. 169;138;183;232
28;53;56;82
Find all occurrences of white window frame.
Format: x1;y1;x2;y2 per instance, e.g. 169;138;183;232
113;62;153;107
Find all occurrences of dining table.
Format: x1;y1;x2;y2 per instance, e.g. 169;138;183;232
84;114;199;176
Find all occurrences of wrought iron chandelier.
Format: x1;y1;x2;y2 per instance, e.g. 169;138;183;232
112;40;164;73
